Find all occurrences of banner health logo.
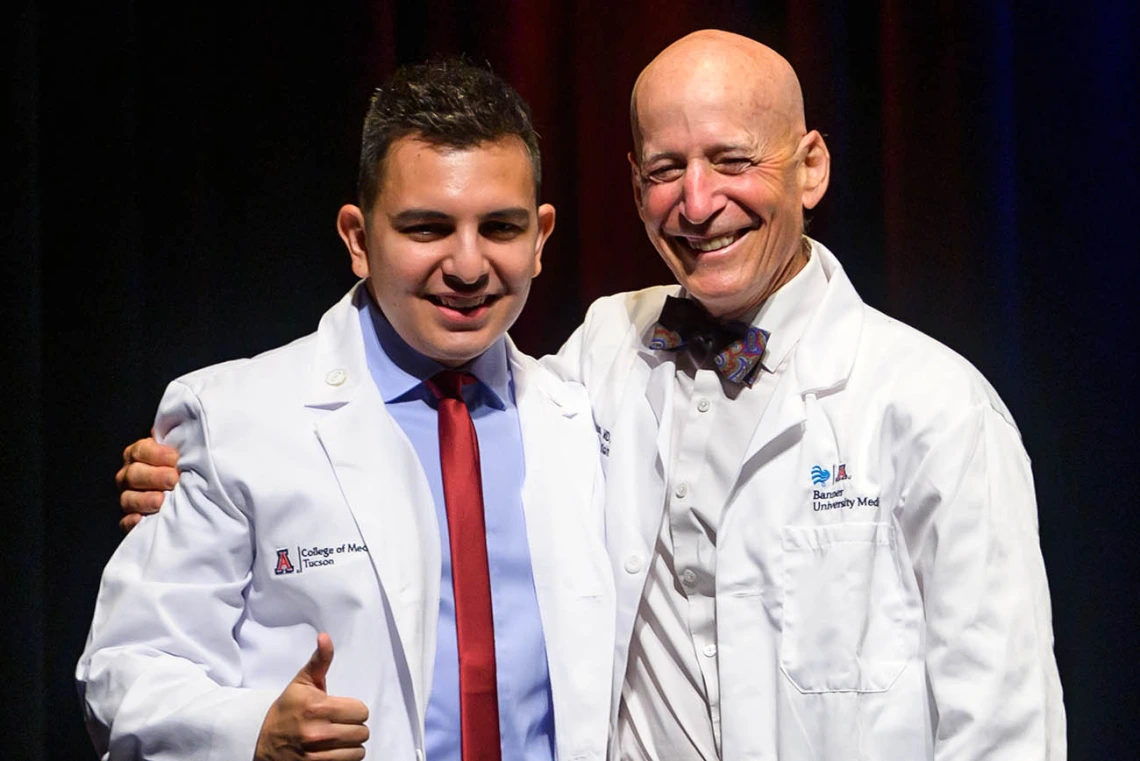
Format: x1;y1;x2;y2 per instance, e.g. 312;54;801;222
274;548;295;575
810;465;830;485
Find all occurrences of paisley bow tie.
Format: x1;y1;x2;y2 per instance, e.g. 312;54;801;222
648;295;770;386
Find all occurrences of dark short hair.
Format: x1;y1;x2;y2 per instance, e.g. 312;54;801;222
357;58;542;211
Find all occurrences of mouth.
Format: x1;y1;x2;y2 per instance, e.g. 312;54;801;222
673;228;751;255
425;293;501;318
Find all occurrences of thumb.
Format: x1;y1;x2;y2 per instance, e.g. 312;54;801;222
295;632;334;692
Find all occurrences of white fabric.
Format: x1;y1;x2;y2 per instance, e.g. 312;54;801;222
548;238;1066;761
77;283;615;761
617;250;828;761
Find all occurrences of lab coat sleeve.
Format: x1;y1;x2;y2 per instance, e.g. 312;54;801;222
76;379;279;761
899;403;1066;761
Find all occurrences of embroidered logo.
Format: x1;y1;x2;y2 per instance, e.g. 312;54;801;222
274;548;295;575
273;542;369;576
809;462;879;511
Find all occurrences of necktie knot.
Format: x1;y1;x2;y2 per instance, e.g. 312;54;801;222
649;295;770;386
425;370;476;402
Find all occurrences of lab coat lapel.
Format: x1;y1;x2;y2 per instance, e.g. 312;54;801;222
632;348;676;545
512;343;614;758
304;285;440;723
734;244;865;493
513;345;593;593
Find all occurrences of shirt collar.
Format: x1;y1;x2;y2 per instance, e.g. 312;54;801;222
748;239;828;373
359;288;511;410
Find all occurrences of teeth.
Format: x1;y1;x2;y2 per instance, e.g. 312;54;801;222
687;233;740;252
437;295;488;308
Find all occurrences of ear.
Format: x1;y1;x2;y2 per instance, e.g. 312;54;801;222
797;130;830;210
531;203;557;278
337;204;370;279
628;152;645;212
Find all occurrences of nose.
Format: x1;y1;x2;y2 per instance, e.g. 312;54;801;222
443;228;489;288
679;162;727;226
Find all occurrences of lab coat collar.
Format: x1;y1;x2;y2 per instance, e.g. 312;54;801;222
634;312;680;473
304;283;373;408
751;240;828;375
791;239;864;396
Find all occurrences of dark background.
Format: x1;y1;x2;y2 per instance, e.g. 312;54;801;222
6;1;1137;758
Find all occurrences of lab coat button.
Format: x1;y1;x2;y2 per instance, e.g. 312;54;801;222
702;644;717;658
674;482;688;499
325;368;348;386
697;398;711;412
681;569;696;586
624;555;644;574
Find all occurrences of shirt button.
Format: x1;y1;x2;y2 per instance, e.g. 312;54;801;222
674;482;688;499
697;398;711;412
624;555;644;574
325;368;348;386
702;644;718;658
681;569;697;586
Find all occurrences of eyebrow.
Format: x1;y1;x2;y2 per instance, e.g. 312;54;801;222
642;143;754;165
389;209;452;225
482;207;532;225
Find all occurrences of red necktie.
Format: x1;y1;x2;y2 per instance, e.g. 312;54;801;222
425;371;501;761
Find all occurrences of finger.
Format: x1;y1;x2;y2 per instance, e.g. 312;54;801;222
320;696;370;725
306;748;366;761
120;489;165;516
117;462;179;492
301;722;370;750
124;437;180;468
119;513;143;534
296;632;335;691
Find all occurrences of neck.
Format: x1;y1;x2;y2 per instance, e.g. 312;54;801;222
708;238;810;321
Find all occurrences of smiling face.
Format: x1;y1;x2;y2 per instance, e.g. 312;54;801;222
630;32;829;319
338;135;555;366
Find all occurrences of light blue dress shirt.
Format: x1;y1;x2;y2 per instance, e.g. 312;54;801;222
357;293;555;761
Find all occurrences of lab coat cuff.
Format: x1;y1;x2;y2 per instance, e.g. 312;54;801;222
206;687;279;761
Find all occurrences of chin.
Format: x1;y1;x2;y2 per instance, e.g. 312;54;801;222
433;335;498;366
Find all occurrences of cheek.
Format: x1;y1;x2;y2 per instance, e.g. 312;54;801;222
371;243;438;289
639;185;680;227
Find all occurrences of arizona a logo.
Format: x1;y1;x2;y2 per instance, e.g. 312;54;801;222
274;548;295;575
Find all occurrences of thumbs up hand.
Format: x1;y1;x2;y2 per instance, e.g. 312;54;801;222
254;633;370;761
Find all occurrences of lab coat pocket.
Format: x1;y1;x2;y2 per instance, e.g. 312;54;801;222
779;521;911;693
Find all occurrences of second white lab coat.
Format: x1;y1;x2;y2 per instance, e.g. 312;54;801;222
78;284;615;761
549;239;1065;760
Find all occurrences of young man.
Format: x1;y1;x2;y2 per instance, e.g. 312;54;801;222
79;60;614;761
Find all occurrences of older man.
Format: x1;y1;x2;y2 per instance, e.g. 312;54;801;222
119;31;1065;761
551;30;1065;760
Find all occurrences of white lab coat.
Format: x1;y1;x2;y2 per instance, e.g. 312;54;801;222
548;240;1065;760
77;284;615;761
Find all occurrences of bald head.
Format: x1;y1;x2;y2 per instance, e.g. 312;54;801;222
631;30;805;160
625;30;830;319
